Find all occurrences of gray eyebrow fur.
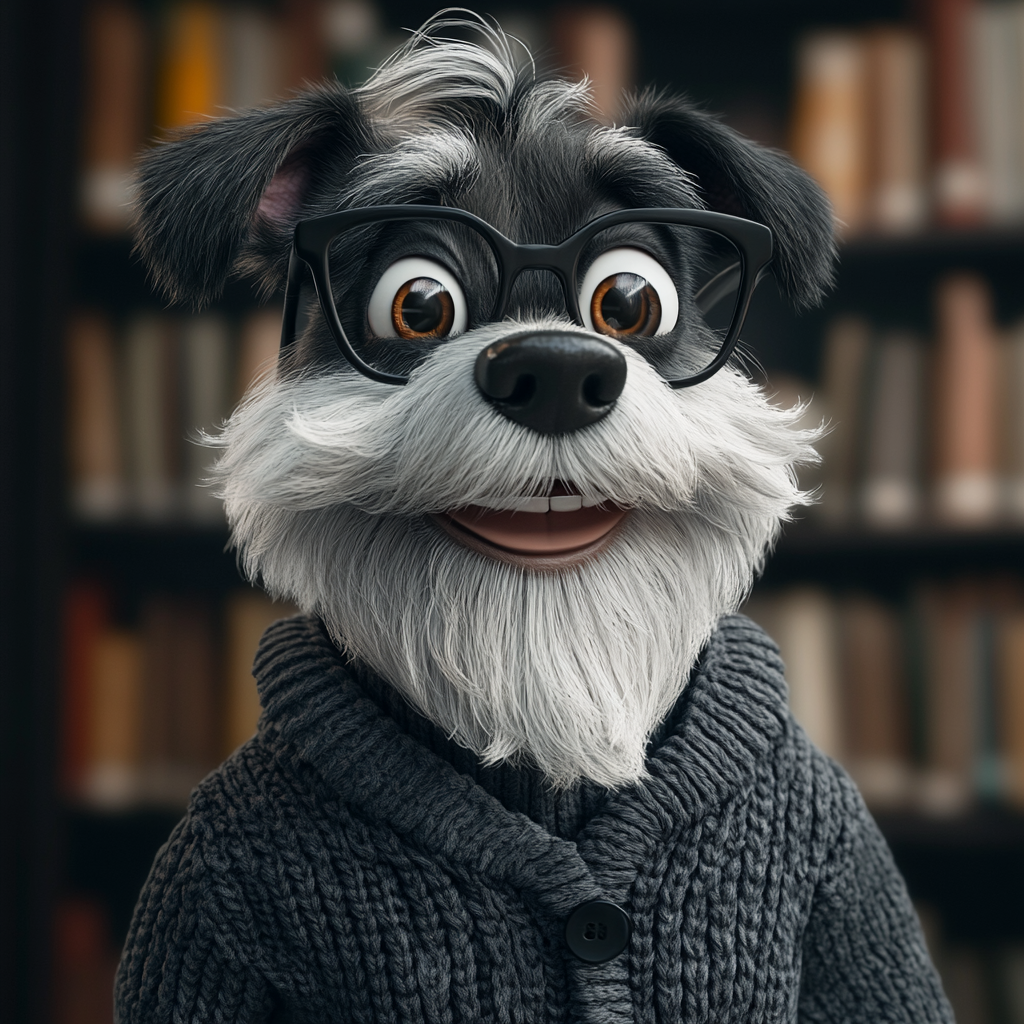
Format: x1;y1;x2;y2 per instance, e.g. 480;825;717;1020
344;131;483;208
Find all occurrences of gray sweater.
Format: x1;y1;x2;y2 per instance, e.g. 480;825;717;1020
115;614;953;1023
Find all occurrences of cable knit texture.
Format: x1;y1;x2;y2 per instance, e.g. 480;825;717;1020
115;614;953;1023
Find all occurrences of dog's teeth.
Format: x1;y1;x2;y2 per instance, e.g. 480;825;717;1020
518;496;550;513
581;495;607;507
550;494;582;512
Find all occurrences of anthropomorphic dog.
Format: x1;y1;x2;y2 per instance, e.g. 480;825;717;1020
116;17;953;1024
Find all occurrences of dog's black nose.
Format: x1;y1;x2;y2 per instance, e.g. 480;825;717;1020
474;331;627;435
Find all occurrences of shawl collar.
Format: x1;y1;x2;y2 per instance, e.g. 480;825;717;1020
254;613;789;916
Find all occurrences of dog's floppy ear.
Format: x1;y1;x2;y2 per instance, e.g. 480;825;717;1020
623;91;836;310
133;85;373;307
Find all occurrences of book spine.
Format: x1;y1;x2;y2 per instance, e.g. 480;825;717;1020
156;1;224;131
66;312;126;520
1000;321;1024;521
970;4;1024;222
866;26;928;232
790;31;868;235
817;316;873;523
861;330;926;527
932;274;999;525
996;609;1024;808
550;7;635;122
926;0;986;224
235;308;283;403
60;583;109;797
917;583;978;814
181;314;231;521
123;314;180;519
79;1;147;233
837;595;913;807
82;628;143;808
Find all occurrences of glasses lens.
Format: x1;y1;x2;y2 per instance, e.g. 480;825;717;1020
324;217;500;379
579;223;744;380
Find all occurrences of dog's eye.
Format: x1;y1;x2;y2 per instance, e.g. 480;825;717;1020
367;257;468;340
578;248;678;338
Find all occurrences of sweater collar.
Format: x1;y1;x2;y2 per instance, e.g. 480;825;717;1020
254;613;789;907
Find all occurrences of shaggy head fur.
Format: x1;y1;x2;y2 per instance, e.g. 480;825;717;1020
134;15;834;789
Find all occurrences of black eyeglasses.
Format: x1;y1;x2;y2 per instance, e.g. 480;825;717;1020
282;205;773;387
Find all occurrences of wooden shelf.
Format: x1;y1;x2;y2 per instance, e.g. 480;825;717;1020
70;521;244;592
75;235;273;314
761;521;1024;591
69;517;1024;593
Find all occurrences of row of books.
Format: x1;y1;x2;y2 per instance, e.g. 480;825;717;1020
796;273;1024;529
67;306;280;521
791;1;1024;235
744;580;1024;815
61;583;295;809
80;0;399;232
80;1;632;232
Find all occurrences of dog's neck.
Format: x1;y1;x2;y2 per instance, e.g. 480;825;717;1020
351;656;696;841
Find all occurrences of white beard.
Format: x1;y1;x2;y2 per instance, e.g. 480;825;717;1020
211;321;819;790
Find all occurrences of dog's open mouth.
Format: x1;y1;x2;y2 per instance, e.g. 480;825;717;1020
434;482;629;564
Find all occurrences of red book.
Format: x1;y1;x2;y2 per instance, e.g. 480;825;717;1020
60;583;109;797
922;0;986;224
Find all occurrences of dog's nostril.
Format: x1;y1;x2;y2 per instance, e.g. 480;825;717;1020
507;374;536;406
475;331;627;436
583;372;616;408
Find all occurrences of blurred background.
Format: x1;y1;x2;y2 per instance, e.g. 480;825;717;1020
2;0;1024;1020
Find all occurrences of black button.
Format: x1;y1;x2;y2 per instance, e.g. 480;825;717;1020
564;900;631;963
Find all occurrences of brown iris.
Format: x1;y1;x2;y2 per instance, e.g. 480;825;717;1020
590;273;661;338
391;277;455;339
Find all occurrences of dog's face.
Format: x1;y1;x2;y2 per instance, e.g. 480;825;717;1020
135;21;834;789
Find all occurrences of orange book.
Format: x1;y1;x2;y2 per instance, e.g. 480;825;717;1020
931;274;999;525
80;1;147;232
82;628;143;809
924;0;985;225
60;583;110;797
156;2;224;130
790;31;869;235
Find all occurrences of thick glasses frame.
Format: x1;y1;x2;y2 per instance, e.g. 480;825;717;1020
281;205;774;388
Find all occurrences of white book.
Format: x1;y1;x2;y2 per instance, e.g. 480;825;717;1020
971;4;1024;221
223;6;283;111
123;314;178;518
861;332;925;527
1001;321;1024;520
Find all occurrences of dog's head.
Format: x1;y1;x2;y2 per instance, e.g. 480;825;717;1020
135;17;834;789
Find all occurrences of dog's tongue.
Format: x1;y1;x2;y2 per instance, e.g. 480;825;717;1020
447;504;627;554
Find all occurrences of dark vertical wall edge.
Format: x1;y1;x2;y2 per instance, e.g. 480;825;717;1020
0;0;84;1020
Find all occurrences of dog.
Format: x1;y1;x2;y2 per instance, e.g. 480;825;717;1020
117;16;952;1024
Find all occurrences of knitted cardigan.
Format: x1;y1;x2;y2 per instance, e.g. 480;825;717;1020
115;614;953;1024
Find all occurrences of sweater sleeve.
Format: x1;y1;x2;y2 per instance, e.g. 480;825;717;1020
798;780;953;1024
114;811;275;1024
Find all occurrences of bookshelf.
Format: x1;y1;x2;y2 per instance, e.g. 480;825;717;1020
5;0;1024;1022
